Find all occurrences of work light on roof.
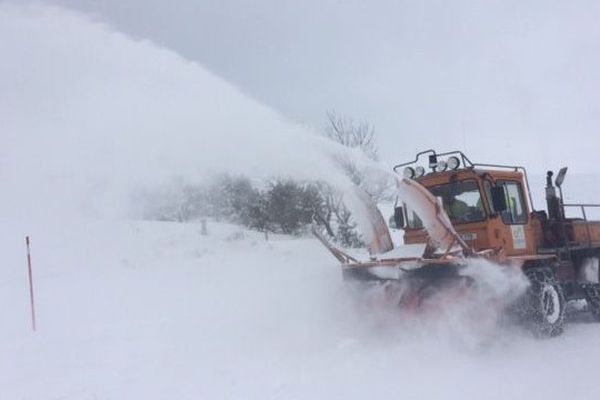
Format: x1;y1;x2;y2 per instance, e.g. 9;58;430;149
428;154;438;169
403;166;415;179
447;156;460;170
437;160;448;171
414;166;426;178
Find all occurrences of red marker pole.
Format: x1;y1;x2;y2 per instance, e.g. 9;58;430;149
25;236;36;332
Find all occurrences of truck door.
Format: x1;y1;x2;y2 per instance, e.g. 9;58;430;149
484;179;536;255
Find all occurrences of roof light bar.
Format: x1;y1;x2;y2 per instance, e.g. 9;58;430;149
403;167;415;179
414;166;425;178
447;156;460;170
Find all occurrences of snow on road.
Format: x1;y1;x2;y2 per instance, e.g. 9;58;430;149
1;219;599;399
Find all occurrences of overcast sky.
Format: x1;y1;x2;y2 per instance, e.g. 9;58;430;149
10;0;600;172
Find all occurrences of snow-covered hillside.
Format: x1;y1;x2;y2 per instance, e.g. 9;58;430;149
2;219;600;399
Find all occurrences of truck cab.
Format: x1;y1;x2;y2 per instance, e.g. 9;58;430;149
395;150;600;301
315;149;600;335
401;166;539;257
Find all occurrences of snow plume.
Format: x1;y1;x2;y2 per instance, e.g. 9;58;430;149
350;259;530;350
449;259;530;345
0;1;533;350
0;4;364;222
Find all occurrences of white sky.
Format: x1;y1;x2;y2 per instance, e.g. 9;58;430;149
7;0;600;172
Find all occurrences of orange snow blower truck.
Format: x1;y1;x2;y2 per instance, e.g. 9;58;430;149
314;150;600;336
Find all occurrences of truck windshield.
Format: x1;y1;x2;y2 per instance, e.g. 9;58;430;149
430;180;485;224
405;179;486;229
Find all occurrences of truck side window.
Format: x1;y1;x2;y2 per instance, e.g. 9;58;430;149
498;181;527;224
483;180;495;213
405;203;423;229
429;180;485;224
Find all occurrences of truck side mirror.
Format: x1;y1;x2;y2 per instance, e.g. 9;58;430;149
491;186;507;212
393;206;405;229
555;167;568;187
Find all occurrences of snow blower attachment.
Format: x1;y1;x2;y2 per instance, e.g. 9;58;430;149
313;176;473;282
315;150;600;336
313;175;481;316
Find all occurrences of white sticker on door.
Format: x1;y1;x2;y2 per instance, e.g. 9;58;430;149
511;225;526;249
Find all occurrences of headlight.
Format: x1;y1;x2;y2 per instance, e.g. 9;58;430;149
414;166;426;178
403;167;415;179
447;156;460;170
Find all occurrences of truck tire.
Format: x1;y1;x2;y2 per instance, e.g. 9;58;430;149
523;267;565;337
583;284;600;321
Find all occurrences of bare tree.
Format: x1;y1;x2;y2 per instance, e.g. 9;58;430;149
324;111;378;161
322;110;391;202
310;111;389;247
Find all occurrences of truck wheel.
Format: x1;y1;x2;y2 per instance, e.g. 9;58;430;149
523;267;565;337
583;284;600;321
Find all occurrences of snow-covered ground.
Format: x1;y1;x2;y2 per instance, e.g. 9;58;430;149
2;219;600;400
3;4;600;399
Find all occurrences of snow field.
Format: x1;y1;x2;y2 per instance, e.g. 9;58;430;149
1;220;600;399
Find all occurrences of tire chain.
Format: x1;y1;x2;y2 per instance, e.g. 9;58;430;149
582;283;600;321
521;267;565;337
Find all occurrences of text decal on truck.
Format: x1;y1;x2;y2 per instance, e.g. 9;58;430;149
511;225;526;249
459;232;478;242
